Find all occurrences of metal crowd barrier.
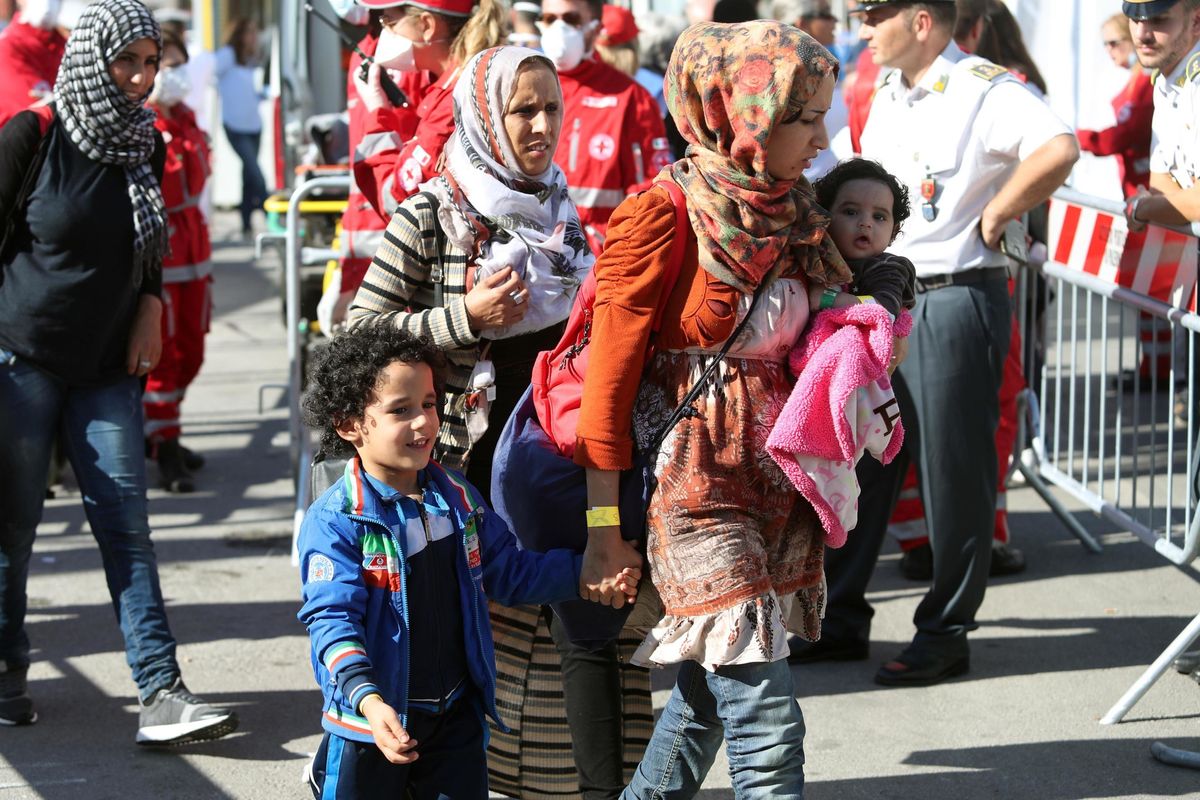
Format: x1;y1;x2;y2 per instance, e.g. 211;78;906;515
1013;186;1200;724
278;174;352;562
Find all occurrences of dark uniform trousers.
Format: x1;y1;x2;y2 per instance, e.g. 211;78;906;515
821;275;1012;654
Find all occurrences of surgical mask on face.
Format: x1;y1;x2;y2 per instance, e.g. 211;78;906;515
329;0;369;26
537;19;595;72
153;65;192;107
20;0;60;29
374;26;418;72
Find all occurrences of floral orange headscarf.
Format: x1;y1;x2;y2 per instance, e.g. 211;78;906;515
662;21;850;293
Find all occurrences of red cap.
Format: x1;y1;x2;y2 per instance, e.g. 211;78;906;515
355;0;475;17
597;5;638;47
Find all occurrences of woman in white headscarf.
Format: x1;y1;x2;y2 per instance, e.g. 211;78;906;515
348;44;593;492
0;0;236;743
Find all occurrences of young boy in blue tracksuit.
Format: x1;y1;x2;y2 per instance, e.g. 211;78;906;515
297;327;638;799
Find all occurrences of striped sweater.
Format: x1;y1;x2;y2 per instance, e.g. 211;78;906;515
347;192;480;470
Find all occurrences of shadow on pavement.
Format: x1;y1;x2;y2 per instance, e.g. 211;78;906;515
791;613;1199;698
807;737;1200;799
23;600;306;659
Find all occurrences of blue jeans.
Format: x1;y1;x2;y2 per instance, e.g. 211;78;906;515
0;350;179;701
223;126;269;231
622;659;806;800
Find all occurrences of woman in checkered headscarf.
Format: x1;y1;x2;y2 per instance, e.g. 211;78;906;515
54;0;169;281
0;0;238;743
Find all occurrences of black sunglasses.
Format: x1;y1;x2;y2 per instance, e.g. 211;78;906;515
539;11;587;26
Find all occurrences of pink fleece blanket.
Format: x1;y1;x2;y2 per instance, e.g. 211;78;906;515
766;303;914;548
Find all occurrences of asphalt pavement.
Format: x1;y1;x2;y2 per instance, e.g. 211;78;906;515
1;211;1197;799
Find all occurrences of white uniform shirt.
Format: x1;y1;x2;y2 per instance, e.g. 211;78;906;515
1148;39;1200;190
860;42;1070;277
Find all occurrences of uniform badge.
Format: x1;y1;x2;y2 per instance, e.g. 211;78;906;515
307;554;335;583
588;134;616;161
968;64;1008;82
464;515;482;570
920;174;939;222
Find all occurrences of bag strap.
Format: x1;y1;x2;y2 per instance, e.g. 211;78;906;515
644;283;766;456
1;110;54;264
415;190;447;310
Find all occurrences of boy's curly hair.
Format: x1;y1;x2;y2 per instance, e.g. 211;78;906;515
303;326;447;459
813;158;912;241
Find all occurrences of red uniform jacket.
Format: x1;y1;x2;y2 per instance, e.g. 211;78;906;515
353;54;450;222
1076;67;1153;199
847;48;880;156
554;57;670;254
342;34;431;288
0;16;65;129
155;104;212;280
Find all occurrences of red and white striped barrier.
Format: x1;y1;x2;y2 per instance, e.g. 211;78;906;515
1048;198;1199;310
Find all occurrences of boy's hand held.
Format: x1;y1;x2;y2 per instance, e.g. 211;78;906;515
580;531;643;608
361;694;420;764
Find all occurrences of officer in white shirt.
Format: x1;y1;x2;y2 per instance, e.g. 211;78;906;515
1123;0;1200;230
797;0;1078;687
1119;1;1200;772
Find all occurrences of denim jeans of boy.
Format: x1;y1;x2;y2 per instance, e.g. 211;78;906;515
0;351;179;701
621;658;806;800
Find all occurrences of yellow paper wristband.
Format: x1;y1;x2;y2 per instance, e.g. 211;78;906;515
586;506;621;528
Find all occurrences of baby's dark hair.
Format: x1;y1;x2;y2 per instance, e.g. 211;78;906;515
303;326;446;459
814;158;911;241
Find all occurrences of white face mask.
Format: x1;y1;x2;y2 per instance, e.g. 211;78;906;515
375;26;419;73
19;0;60;29
537;19;595;72
153;66;192;107
329;0;369;26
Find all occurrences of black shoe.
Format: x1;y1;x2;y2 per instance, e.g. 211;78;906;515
787;635;869;664
136;678;238;746
899;544;933;581
875;645;970;687
157;440;195;494
178;444;206;472
989;543;1027;576
1174;649;1200;674
0;665;36;726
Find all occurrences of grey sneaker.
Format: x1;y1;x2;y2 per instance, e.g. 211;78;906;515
136;678;238;746
0;664;36;726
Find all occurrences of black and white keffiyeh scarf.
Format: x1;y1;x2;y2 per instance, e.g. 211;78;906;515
54;0;166;287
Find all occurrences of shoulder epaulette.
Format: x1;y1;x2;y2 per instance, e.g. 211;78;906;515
1185;52;1200;84
967;63;1009;82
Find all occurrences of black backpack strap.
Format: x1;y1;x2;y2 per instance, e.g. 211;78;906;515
414;190;447;310
1;112;54;264
644;283;767;455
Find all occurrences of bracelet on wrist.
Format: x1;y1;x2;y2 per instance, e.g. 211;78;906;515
586;506;620;529
819;287;839;310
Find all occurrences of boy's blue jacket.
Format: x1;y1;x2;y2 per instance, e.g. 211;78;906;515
298;457;583;743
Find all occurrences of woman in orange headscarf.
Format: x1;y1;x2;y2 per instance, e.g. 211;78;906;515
575;21;851;796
